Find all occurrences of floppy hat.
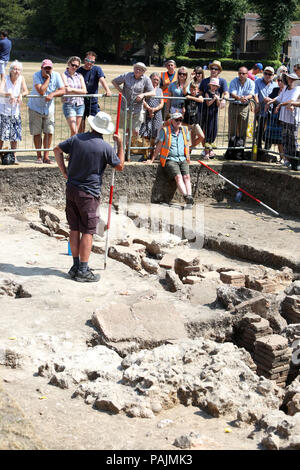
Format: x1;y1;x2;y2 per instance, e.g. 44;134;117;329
284;72;299;80
255;63;263;70
264;66;275;74
209;60;222;72
88;111;115;134
209;77;220;86
42;59;53;68
170;112;183;119
133;62;147;72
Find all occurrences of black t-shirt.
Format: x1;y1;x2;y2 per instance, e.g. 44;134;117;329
77;65;105;104
59;131;120;197
183;94;199;125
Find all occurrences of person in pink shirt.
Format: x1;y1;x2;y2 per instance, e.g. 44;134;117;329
248;63;263;81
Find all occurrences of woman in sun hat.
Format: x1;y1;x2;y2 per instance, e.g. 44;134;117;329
266;72;300;170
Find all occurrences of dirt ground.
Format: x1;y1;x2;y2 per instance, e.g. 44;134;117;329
0;197;300;451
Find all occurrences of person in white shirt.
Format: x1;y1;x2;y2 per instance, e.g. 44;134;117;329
266;72;300;170
0;60;28;164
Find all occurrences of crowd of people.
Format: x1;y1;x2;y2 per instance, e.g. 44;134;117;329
0;50;112;164
0;44;299;175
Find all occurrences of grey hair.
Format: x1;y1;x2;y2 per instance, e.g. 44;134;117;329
150;72;160;80
10;60;23;72
67;56;81;66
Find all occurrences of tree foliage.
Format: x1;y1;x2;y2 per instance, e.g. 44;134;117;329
0;0;29;37
253;0;298;59
196;0;248;56
2;0;299;61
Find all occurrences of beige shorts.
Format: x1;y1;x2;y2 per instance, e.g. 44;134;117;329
28;108;55;135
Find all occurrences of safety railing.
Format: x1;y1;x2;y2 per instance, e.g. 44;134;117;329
253;106;300;169
0;93;127;159
126;96;256;161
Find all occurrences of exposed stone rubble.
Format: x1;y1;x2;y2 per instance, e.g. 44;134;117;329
253;335;291;387
249;410;300;449
281;295;300;324
234;314;273;354
91;300;188;356
173;432;204;449
33;205;69;239
34;338;283;423
0;276;31;298
220;270;245;287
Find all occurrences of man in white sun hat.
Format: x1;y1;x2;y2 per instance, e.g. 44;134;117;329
54;111;124;282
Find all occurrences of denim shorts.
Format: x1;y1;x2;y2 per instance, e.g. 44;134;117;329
0;61;7;74
63;103;85;118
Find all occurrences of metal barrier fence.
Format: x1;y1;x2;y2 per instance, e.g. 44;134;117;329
0;93;127;158
254;108;300;169
126;96;256;161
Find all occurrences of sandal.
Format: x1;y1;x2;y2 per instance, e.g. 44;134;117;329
43;158;52;164
36;158;42;164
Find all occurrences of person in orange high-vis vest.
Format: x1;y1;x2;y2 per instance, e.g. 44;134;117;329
160;60;177;118
148;112;194;206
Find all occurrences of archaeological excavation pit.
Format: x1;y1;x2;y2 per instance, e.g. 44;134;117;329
0;160;300;451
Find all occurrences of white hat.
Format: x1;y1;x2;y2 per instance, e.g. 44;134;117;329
170;112;183;119
133;62;147;72
88;111;115;135
284;72;299;80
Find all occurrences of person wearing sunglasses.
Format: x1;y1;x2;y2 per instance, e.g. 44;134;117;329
225;66;255;160
253;66;277;161
265;72;300;170
165;66;189;117
148;112;193;207
61;56;87;137
77;51;111;133
160;59;177;118
27;59;65;163
262;74;285;163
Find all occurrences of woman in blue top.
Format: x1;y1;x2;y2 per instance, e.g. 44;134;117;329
166;66;189;117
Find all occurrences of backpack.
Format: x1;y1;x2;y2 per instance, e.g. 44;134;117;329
1;151;15;165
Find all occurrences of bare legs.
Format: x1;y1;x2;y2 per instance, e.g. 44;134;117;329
174;173;192;197
66;116;83;136
69;230;93;262
33;133;52;162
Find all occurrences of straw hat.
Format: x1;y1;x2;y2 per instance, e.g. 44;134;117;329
88;111;115;135
209;60;222;72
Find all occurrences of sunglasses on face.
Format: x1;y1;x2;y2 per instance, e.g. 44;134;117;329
178;72;187;76
238;72;247;75
43;67;52;71
277;79;283;82
85;59;95;64
211;67;219;71
174;118;183;122
196;72;202;75
264;72;273;76
70;63;79;68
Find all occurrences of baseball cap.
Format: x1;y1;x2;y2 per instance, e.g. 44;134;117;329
170;112;183;120
264;66;275;74
42;59;53;68
255;63;263;70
